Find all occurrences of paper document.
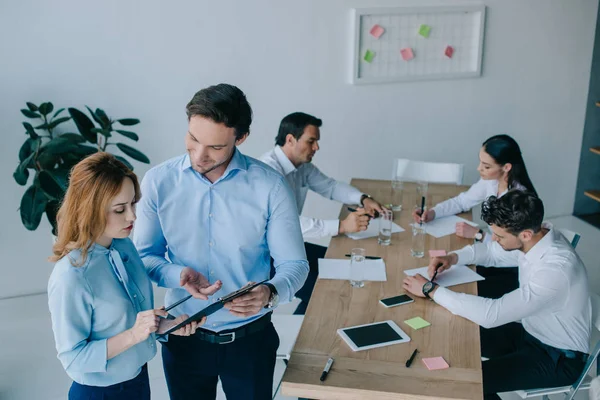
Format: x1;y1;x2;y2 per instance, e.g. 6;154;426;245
404;264;484;287
412;215;478;238
318;259;387;281
347;218;404;240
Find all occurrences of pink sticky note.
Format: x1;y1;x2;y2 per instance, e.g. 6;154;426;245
400;48;414;61
422;357;450;370
429;250;447;257
370;24;385;39
445;46;454;58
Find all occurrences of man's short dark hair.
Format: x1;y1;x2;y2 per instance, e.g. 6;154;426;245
186;84;252;140
275;112;322;146
481;190;544;235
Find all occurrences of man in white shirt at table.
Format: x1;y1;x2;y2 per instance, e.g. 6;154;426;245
260;112;385;314
403;191;591;400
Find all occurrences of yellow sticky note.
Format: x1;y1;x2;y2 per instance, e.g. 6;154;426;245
404;316;431;330
419;24;431;38
364;49;375;63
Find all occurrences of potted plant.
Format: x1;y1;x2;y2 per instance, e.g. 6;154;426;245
13;101;150;235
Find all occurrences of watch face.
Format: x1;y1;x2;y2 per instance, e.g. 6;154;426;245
423;281;433;292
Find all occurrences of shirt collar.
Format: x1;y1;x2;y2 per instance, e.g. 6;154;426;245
181;147;248;180
273;146;297;176
523;222;555;263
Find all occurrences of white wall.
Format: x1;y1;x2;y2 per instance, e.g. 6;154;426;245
0;0;597;298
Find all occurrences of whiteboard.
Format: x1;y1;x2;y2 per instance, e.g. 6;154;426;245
352;5;486;84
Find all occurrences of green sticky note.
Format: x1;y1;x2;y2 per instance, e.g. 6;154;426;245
419;24;431;38
364;49;375;63
404;316;431;330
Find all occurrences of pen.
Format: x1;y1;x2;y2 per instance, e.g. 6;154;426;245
347;207;378;219
431;262;443;282
320;357;334;382
161;294;194;320
405;349;418;368
419;196;425;226
344;254;381;260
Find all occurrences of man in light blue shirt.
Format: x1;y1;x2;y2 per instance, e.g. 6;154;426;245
134;83;308;399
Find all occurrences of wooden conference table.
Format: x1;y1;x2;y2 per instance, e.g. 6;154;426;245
281;179;483;400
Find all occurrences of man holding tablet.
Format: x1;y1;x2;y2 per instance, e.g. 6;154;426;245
403;191;591;400
134;84;308;400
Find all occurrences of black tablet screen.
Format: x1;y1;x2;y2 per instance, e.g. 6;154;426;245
344;323;404;348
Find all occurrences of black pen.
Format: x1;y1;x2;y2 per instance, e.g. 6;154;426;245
405;349;418;368
320;357;334;381
161;294;194;320
344;254;381;260
347;207;378;219
431;262;443;282
419;196;425;226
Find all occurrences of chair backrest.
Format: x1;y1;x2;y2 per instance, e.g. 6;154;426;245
558;228;581;249
393;158;464;185
566;293;600;400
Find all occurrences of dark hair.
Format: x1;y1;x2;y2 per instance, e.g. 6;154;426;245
482;134;537;197
481;191;544;235
186;83;253;140
275;112;322;146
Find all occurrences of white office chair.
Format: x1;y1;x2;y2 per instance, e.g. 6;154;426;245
558;228;581;249
514;293;600;400
271;314;304;399
393;158;464;185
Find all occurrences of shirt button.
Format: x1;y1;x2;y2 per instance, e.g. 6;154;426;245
211;270;215;274
133;294;137;298
209;213;213;218
209;241;214;247
212;324;216;327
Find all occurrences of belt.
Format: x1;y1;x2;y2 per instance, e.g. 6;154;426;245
526;331;588;363
193;312;272;345
560;349;588;363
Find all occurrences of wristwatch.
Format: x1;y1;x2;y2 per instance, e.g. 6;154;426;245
263;283;280;309
422;281;438;300
474;229;484;242
359;194;372;207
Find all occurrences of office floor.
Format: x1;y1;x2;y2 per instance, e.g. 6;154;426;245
0;215;597;400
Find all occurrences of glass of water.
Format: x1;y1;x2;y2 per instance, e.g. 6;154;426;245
411;225;426;258
349;248;366;288
378;209;393;246
391;180;404;211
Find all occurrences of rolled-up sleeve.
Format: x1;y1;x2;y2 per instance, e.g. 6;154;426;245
48;272;108;374
267;176;309;303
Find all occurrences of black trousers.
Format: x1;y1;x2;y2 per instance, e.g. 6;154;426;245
270;242;327;315
161;320;280;400
68;364;150;400
481;323;586;400
476;266;519;299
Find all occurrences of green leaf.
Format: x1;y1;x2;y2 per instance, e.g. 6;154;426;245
116;143;150;164
39;170;67;199
68;108;97;144
38;102;54;116
115;130;139;141
37;151;59;169
58;133;86;144
26;102;38;112
34;123;49;130
22;122;38;139
13;153;33;185
41;137;79;156
85;106;106;127
46;200;60;236
90;127;105;133
95;108;110;126
114;155;134;170
19;137;41;162
117;118;140;126
20;183;49;230
48;116;71;129
21;109;41;118
52;108;65;119
74;144;98;156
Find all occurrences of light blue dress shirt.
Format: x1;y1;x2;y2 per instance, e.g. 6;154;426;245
48;238;156;387
134;148;308;332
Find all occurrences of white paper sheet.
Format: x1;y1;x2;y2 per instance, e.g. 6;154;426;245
412;215;478;238
403;264;484;287
346;218;405;240
318;258;387;281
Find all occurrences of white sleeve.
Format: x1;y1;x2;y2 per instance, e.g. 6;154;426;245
433;267;567;328
452;241;520;267
432;179;490;219
305;165;363;205
299;215;340;239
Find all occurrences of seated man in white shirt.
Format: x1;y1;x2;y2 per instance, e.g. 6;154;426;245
260;112;384;314
403;191;591;400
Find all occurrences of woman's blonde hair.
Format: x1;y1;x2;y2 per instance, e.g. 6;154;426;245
49;152;141;265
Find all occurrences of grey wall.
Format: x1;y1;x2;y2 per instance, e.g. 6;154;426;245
1;0;598;298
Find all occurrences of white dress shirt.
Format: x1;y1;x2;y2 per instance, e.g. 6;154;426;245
432;178;526;242
433;223;591;353
260;146;364;239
